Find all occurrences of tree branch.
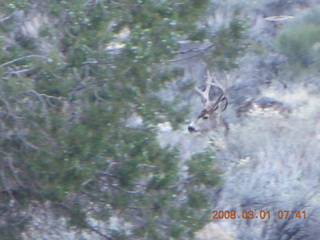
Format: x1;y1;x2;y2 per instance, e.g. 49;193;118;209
0;55;50;68
0;12;15;24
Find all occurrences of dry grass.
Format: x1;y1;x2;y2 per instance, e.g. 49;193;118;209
197;86;320;239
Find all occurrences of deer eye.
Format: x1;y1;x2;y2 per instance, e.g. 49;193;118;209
202;115;209;120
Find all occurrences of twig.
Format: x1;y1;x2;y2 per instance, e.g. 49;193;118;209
0;12;15;24
166;43;214;63
111;184;140;194
0;55;50;68
0;161;14;200
25;90;49;125
173;43;214;55
93;88;107;102
7;156;26;188
85;223;114;240
25;90;57;99
80;60;113;66
57;202;113;240
166;175;194;189
137;164;156;169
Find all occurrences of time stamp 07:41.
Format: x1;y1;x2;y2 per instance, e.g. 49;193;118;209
212;210;307;220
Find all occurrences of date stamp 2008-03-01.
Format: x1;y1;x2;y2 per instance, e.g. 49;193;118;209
212;210;307;220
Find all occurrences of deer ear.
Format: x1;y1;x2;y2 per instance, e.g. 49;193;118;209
218;97;228;112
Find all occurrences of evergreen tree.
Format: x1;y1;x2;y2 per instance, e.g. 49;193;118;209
0;1;246;239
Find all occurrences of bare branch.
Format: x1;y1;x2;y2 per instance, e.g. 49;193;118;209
7;156;26;188
85;223;114;240
0;158;14;199
167;43;215;63
173;43;214;55
0;55;50;68
0;12;15;24
80;60;113;66
137;164;156;169
264;15;294;22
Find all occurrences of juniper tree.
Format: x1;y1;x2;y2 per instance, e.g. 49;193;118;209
0;0;246;239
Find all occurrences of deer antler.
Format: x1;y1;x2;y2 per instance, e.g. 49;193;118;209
194;70;227;112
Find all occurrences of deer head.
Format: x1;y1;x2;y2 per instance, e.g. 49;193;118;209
188;70;228;133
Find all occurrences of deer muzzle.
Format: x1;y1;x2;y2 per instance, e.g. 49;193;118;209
188;125;197;133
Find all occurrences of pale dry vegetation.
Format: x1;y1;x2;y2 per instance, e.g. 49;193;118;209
195;86;320;239
2;0;320;239
176;2;320;238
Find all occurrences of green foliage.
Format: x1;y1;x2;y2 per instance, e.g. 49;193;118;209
188;149;222;186
67;203;88;229
278;8;320;73
0;223;25;240
205;11;248;70
0;0;29;13
278;24;320;68
188;190;210;209
0;0;243;238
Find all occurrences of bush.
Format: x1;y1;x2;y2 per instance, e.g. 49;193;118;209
278;8;320;72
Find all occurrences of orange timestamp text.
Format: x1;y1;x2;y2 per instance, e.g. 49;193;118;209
212;210;307;220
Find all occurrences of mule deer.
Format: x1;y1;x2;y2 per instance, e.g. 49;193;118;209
188;70;229;134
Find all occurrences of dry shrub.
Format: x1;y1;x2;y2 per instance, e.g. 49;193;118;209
199;87;320;239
